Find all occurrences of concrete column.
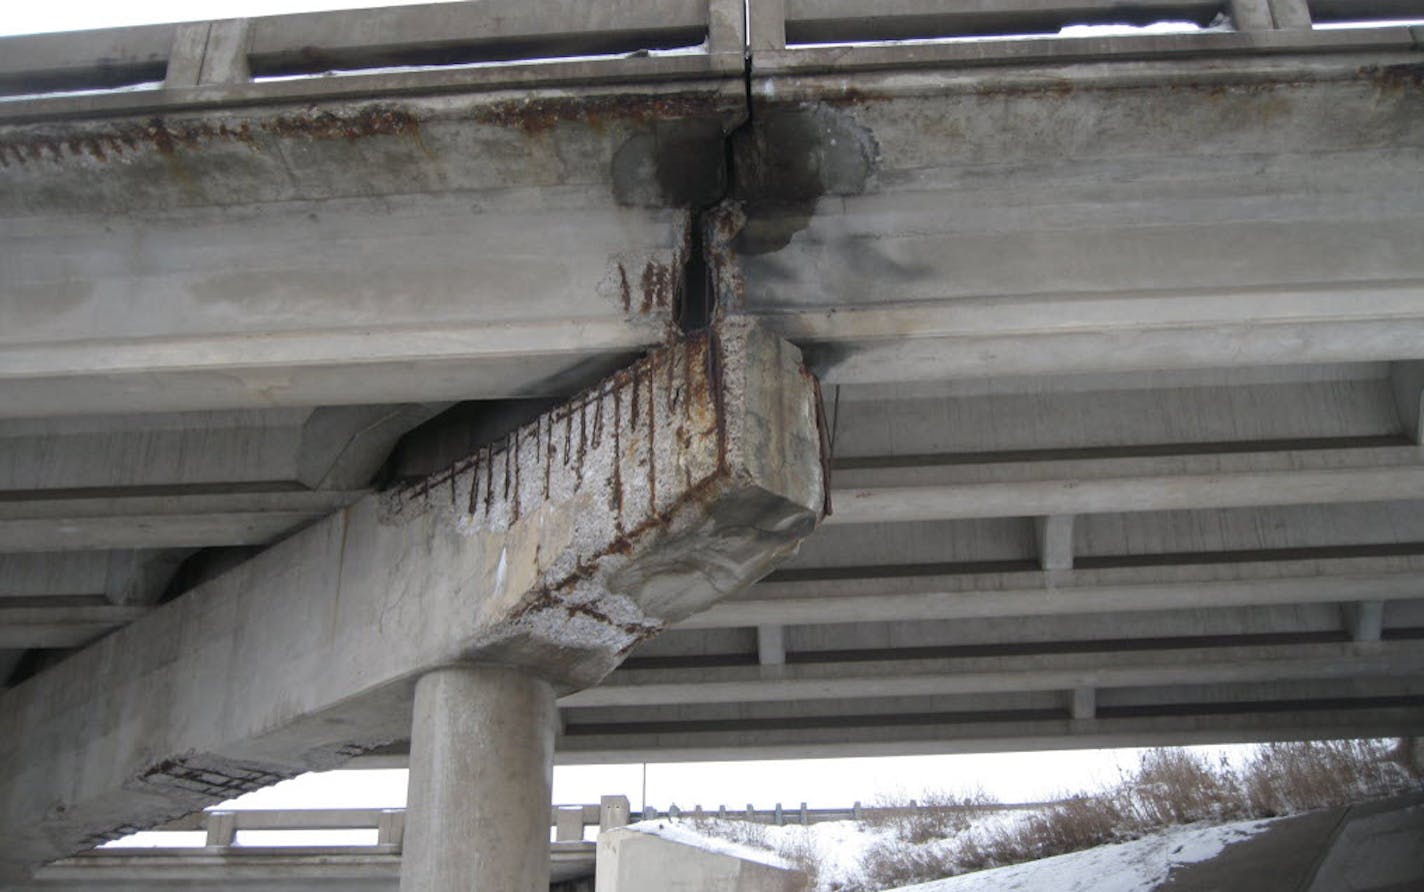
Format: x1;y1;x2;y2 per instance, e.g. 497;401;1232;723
401;665;557;892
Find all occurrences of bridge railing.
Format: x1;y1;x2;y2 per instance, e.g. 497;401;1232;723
0;0;1419;114
749;0;1424;73
0;0;746;107
642;798;1053;826
113;794;634;852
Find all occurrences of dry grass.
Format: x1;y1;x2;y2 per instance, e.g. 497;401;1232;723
948;739;1417;880
862;789;998;845
686;817;821;892
682;739;1419;892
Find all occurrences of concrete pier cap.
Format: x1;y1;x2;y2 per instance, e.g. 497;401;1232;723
0;318;828;878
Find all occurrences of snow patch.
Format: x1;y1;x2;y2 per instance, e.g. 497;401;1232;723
890;818;1278;892
624;820;796;870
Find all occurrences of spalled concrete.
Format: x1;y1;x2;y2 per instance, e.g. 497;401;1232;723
0;320;826;878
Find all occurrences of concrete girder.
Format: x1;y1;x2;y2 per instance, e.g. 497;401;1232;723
562;640;1424;708
0;81;742;418
682;556;1424;628
556;704;1424;764
0;321;826;877
723;55;1424;384
0;550;192;610
0;490;366;552
826;446;1424;525
0;605;151;650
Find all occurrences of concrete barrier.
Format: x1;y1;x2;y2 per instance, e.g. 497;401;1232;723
595;825;808;892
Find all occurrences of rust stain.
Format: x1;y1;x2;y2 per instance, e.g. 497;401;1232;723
470;92;723;135
543;414;554;501
263;106;420;141
617;263;632;313
0;106;418;168
646;354;657;516
640;259;675;314
388;330;728;571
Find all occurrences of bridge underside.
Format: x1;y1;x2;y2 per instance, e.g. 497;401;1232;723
3;0;1424;883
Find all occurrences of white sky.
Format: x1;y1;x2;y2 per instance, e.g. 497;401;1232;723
11;0;1401;847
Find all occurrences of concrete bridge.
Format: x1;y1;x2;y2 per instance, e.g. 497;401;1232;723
3;0;1424;887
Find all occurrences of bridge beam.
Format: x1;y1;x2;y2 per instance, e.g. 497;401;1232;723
0;320;826;879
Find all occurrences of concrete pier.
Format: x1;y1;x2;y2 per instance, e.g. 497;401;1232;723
401;666;557;892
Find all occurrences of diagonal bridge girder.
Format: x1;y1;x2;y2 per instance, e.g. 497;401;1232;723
0;321;827;876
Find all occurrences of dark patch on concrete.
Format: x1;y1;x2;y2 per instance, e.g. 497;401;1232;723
1361;62;1424;92
730;103;877;255
733;104;877;203
611;117;726;207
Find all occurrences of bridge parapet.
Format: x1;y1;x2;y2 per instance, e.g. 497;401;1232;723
1;0;1420;121
0;0;746;119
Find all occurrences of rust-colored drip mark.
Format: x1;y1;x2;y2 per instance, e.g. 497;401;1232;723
502;432;512;506
563;408;573;467
665;342;677;414
484;446;495;517
680;336;695;489
543;414;554;500
467;450;480;516
705;330;728;473
630;365;642;431
611;384;625;533
591;390;605;450
647;357;657;515
641;260;673;313
618;264;632;314
511;429;522;522
576;399;588;485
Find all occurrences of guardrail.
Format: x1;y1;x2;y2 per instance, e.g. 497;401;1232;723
642;798;1054;826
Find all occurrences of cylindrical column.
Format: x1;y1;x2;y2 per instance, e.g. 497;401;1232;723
401;665;557;892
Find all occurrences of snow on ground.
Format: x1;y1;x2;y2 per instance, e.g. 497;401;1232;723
641;811;1279;892
632;811;1034;890
621;820;795;870
889;818;1277;892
